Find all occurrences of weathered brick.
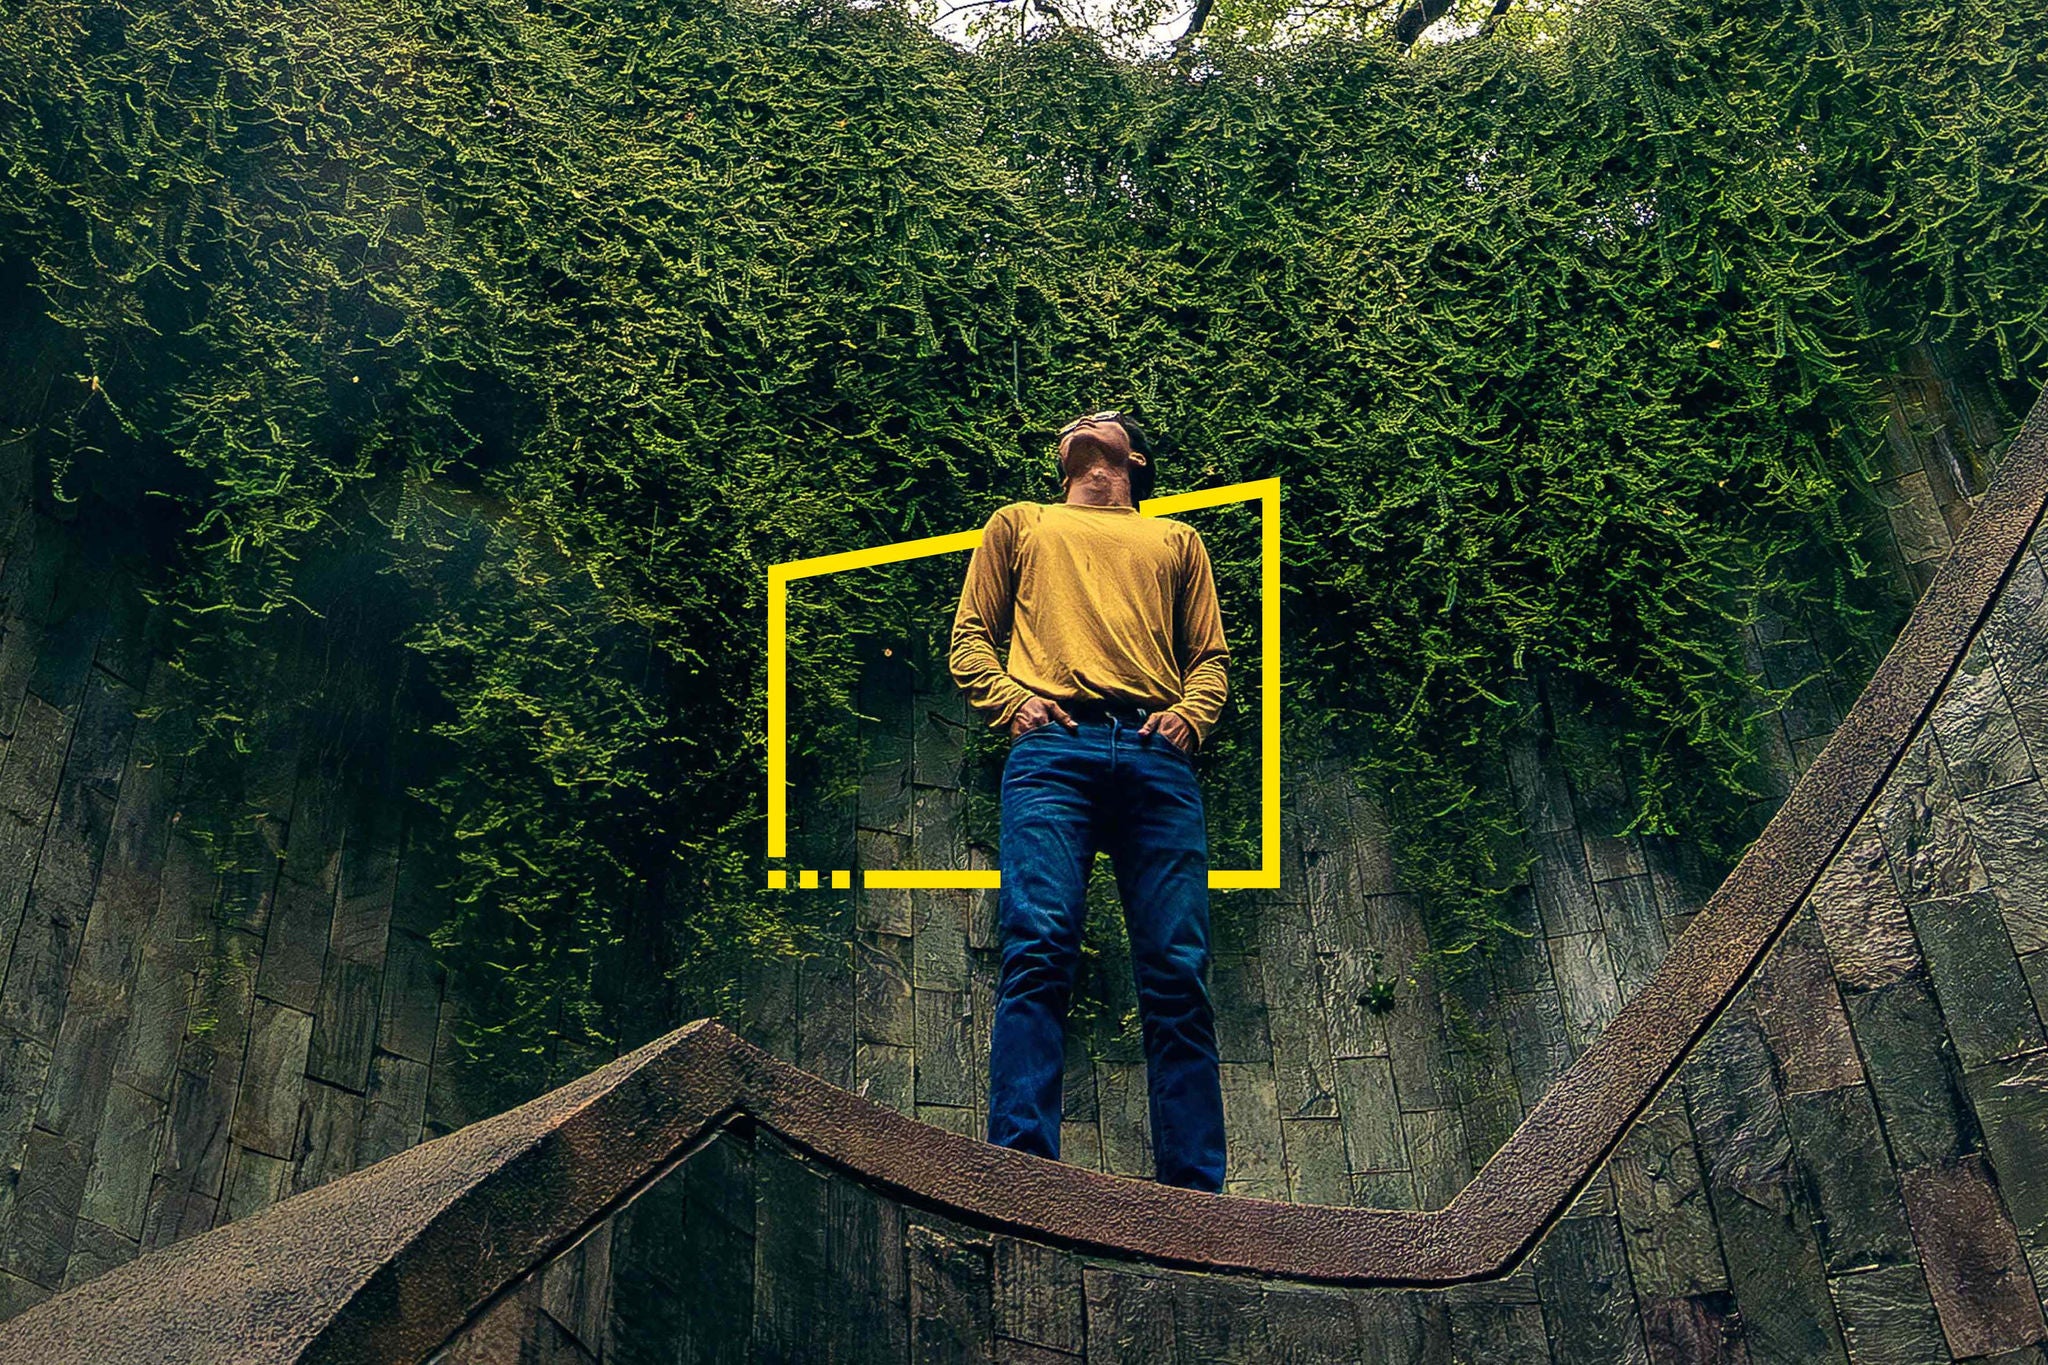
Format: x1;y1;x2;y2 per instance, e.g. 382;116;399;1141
1218;1062;1285;1199
1932;643;2035;797
1960;779;2048;952
1876;733;1986;904
1964;1049;2048;1259
1281;1116;1350;1205
994;1237;1083;1354
1335;1056;1406;1175
854;931;914;1048
1611;1091;1728;1298
229;998;313;1160
1781;1086;1914;1274
1908;890;2044;1067
1749;909;1864;1094
1531;1215;1649;1365
1899;1155;2048;1358
1808;820;1921;993
1842;978;1976;1169
911;1219;993;1363
1827;1263;1948;1365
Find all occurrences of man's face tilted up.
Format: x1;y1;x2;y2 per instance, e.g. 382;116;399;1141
1056;416;1149;507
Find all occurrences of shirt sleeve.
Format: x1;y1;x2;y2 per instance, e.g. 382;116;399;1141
948;506;1037;732
1166;527;1229;751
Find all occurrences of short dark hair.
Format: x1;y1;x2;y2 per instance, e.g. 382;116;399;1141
1057;411;1158;504
1117;415;1157;503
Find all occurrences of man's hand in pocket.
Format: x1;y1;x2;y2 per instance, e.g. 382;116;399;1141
1009;696;1078;738
1139;710;1196;754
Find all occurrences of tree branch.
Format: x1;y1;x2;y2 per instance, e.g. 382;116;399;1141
1391;0;1456;47
1172;0;1216;54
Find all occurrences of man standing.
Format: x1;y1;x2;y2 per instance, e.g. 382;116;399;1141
948;410;1229;1193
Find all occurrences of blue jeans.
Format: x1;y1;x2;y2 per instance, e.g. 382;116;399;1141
986;712;1226;1192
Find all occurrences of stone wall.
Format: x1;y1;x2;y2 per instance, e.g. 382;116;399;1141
0;344;2030;1359
0;464;475;1321
441;470;2048;1363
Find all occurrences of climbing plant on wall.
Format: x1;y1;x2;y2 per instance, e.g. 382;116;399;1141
0;0;2042;1080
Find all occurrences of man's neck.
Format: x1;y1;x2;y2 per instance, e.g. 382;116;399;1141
1062;469;1135;508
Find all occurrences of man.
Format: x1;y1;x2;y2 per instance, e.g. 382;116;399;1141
948;409;1230;1193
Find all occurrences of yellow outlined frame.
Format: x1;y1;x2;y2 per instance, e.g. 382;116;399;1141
767;478;1280;890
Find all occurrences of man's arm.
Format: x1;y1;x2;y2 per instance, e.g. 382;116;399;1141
948;507;1036;732
1164;528;1229;752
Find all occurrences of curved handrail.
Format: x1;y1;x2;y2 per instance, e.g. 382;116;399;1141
2;383;2043;1365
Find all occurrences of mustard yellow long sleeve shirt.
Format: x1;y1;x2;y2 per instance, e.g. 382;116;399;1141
948;501;1229;751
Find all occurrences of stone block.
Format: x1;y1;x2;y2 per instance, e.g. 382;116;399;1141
1876;733;1986;904
1610;1091;1727;1298
854;931;915;1048
995;1237;1084;1354
253;877;334;1016
354;1052;429;1168
751;1138;833;1362
0;1126;86;1288
1281;1117;1350;1205
1403;1107;1471;1213
307;956;382;1095
539;1224;611;1357
1908;890;2044;1067
1638;1292;1748;1365
75;1081;164;1241
1808;819;1921;993
855;830;914;937
1376;905;1450;1113
1530;1216;1648;1365
1335;1056;1406;1175
1530;825;1601;939
1959;779;2048;950
1929;643;2035;797
1843;978;1975;1169
58;1216;137;1293
1685;1006;1848;1365
1319;947;1392;1062
913;988;974;1109
1827;1264;1949;1365
1550;930;1625;1053
376;929;443;1065
1350;1169;1417;1210
1749;909;1864;1094
1963;1049;2048;1257
218;1142;289;1224
677;1131;754;1365
1448;1299;1550;1365
1257;897;1338;1119
229;998;313;1160
1057;1121;1101;1172
1899;1155;2047;1358
1781;1086;1914;1274
911;1221;994;1363
1501;989;1574;1109
854;1041;913;1115
1095;1060;1152;1180
796;942;855;1091
1218;1062;1285;1197
1210;953;1272;1063
1881;471;1951;564
1083;1269;1175;1362
822;1175;909;1364
1598;874;1669;999
1487;890;1554;997
914;890;972;991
